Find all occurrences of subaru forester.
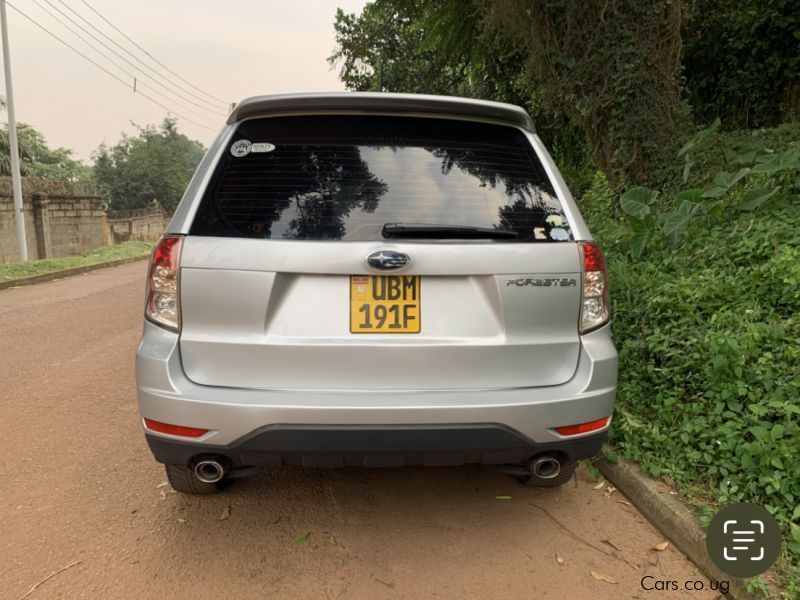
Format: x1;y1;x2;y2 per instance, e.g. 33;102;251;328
136;92;617;494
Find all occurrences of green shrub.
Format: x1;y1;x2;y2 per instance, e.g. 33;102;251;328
576;126;800;590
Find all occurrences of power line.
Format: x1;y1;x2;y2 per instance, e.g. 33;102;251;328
77;0;229;107
5;1;218;131
33;0;225;118
10;1;127;87
26;0;221;124
54;0;226;114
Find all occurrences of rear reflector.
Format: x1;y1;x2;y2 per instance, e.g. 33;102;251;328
554;416;610;437
144;418;208;438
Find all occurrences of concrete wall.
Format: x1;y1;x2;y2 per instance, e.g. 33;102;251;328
0;179;106;263
0;194;39;262
0;178;166;264
45;195;107;258
105;209;167;245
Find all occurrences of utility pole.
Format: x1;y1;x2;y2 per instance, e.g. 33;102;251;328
1;0;27;261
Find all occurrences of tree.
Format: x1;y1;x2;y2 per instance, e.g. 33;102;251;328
0;122;84;180
683;0;800;129
331;1;689;186
330;1;536;105
489;1;691;185
92;117;205;213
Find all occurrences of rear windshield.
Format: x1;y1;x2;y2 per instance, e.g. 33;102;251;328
190;115;571;243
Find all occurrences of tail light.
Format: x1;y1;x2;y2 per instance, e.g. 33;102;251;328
578;242;609;333
145;235;183;331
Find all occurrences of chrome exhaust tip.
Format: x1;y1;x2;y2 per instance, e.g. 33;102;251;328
194;459;226;483
531;456;561;480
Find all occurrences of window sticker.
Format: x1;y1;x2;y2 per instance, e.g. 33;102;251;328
546;214;564;227
251;142;276;153
230;139;252;157
549;227;569;241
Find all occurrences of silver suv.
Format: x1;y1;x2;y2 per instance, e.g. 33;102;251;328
136;93;617;494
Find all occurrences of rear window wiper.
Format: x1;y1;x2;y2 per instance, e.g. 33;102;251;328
382;223;519;239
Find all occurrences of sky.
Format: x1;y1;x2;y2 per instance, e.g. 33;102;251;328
2;0;368;161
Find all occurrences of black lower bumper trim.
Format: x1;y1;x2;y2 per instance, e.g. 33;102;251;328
145;424;607;469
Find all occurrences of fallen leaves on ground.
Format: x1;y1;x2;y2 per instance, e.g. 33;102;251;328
177;517;187;524
294;531;311;544
593;480;606;490
495;495;512;500
590;570;617;584
555;553;565;565
653;541;670;551
155;482;168;489
219;506;231;521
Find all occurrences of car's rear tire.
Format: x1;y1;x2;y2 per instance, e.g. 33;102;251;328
515;459;576;487
165;463;225;495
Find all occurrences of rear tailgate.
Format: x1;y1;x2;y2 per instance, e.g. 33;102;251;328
178;238;580;390
177;114;583;391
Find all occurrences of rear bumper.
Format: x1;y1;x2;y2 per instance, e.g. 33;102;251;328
136;321;616;464
145;425;607;469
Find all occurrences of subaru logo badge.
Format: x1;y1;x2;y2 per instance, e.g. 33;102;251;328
365;250;410;271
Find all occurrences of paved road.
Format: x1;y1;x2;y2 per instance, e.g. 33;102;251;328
1;261;718;599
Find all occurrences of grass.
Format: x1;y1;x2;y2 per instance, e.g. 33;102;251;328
0;241;153;283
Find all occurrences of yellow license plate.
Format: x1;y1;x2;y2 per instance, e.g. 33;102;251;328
350;275;421;333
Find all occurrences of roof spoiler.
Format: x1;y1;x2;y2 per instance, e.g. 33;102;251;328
227;92;535;132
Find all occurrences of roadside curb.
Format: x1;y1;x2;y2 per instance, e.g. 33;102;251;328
596;447;760;600
0;255;150;291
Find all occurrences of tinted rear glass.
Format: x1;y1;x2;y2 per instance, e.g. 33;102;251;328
190;115;571;242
